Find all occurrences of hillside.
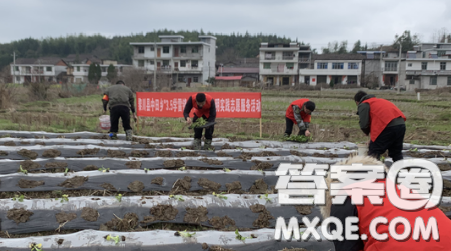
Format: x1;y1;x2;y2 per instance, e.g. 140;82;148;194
0;29;296;69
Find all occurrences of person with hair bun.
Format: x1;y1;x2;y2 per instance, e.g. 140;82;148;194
284;99;316;137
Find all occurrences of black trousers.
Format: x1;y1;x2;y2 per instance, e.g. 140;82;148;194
193;115;214;140
110;105;132;133
284;117;305;136
368;124;406;162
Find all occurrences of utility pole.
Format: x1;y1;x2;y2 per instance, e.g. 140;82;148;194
12;51;16;84
153;42;157;91
379;44;383;87
397;43;402;94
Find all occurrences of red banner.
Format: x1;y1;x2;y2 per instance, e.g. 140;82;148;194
136;92;261;118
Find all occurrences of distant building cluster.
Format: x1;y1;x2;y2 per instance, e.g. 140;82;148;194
10;35;451;90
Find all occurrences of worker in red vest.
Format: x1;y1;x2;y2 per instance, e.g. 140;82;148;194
284;99;315;137
322;155;451;251
183;93;216;150
354;91;406;162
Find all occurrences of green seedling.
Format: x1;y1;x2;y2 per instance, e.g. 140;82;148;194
213;192;227;200
98;167;110;173
177;230;196;238
409;148;418;152
259;145;266;149
60;194;69;203
223;168;231;172
12;194;25;202
106;234;121;244
64;168;69;176
258;169;264;174
144;168;150;173
179;166;186;171
181;147;187;150
262;193;272;202
282;135;312;143
343;146;349;150
19;165;28;174
29;243;43;251
235;229;255;241
115;194;123;202
236;147;243;150
191;117;207;128
380;156;386;162
169;195;185;201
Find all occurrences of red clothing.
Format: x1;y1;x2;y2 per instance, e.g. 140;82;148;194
356;180;451;250
361;98;406;142
191;93;213;118
285;99;311;124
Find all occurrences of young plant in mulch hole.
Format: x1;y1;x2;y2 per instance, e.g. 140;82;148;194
59;194;69;203
343;146;349;150
64;168;69;176
175;230;196;238
105;234;122;245
282;135;312;143
212;192;227;200
19;165;28;175
12;194;25;202
144;168;150;173
181;147;187;150
260;193;272;203
169;195;184;201
409;148;418;152
99;166;110;173
235;229;256;241
179;166;186;171
223;168;231;172
115;194;123;202
29;243;43;251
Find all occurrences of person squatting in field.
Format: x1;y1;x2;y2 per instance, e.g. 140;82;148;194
354;91;406;162
183;93;216;150
284;98;315;137
102;80;137;141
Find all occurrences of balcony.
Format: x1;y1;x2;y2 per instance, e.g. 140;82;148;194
406;70;451;76
263;54;275;60
299;57;310;62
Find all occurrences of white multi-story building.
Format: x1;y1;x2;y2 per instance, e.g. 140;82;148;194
405;42;451;90
71;63;129;84
299;54;365;86
259;42;300;86
130;35;216;86
10;57;68;84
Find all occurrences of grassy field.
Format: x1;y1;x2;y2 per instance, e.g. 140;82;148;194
1;86;451;145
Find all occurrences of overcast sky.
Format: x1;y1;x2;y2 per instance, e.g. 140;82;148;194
1;0;450;52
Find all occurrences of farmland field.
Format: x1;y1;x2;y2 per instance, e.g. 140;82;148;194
0;87;451;250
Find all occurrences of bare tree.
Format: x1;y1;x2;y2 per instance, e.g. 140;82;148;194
430;27;449;43
120;67;148;92
217;48;240;64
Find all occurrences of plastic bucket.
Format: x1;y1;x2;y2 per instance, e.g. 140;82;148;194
99;115;111;130
357;144;368;156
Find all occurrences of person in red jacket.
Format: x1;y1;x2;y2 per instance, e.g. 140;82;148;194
321;155;451;251
284;99;315;137
183;93;216;150
354;91;406;162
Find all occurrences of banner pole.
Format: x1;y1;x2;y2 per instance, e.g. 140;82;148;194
260;117;262;138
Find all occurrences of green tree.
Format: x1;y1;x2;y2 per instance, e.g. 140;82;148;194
88;63;101;84
106;64;117;82
351;40;362;53
393;30;420;51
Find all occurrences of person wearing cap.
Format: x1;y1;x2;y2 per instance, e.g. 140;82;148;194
183;93;216;150
102;80;137;141
354;91;406;162
284;99;315;137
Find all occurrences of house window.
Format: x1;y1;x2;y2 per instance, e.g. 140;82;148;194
16;76;20;82
408;63;412;67
286;63;294;69
150;46;154;51
440;62;446;70
332;63;344;69
282;77;290;85
192;46;199;53
409;79;415;85
150;61;154;65
46;67;52;72
102;67;106;72
138;60;144;67
438;51;446;57
194;77;199;82
448;77;451;85
430;76;437;85
421;62;427;70
385;61;398;71
77;66;80;72
283;52;294;59
348;63;359;69
162;60;169;66
192;60;198;67
178;76;184;82
317;62;328;69
163;46;169;53
181;46;186;53
138;46;144;54
15;66;19;71
422;52;425;58
180;60;186;67
264;63;271;69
